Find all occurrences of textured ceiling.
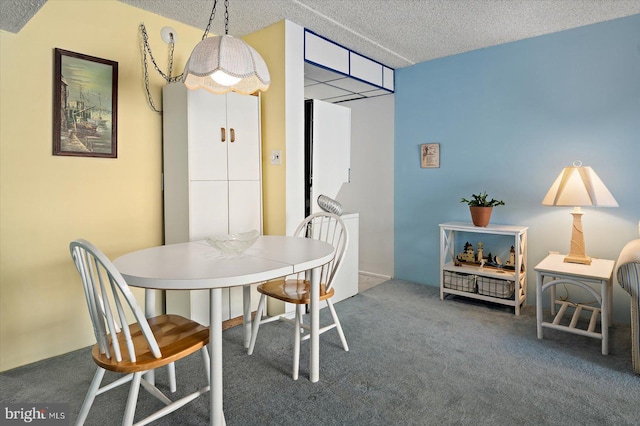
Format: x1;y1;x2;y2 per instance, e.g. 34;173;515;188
0;0;47;33
2;1;639;102
117;0;639;69
2;1;639;69
116;0;640;103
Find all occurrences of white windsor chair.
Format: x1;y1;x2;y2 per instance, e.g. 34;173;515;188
70;239;211;425
247;212;349;380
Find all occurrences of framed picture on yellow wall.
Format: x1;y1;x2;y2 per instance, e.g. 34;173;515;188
421;143;440;168
53;48;118;158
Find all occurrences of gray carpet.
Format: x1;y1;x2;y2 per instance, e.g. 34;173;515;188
1;280;639;425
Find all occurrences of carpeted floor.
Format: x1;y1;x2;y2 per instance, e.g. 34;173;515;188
1;279;638;425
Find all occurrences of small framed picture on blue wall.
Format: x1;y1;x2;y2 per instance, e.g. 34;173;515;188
421;143;440;168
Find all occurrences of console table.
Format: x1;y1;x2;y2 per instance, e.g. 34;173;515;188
440;222;528;315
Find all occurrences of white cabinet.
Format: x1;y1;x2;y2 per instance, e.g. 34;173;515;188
439;222;528;315
162;83;263;324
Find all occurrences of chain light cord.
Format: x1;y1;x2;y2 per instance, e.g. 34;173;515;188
224;0;229;35
202;0;218;39
140;0;223;112
140;23;182;112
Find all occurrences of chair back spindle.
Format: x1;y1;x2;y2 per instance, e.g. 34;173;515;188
70;240;161;364
296;213;348;292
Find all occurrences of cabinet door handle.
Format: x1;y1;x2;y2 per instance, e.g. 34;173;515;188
230;128;235;143
220;127;226;142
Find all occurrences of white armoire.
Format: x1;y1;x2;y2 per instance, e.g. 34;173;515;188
162;83;263;325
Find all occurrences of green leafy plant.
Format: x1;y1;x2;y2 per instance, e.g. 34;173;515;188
460;191;505;207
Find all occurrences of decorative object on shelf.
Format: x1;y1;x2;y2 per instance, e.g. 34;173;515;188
206;229;259;255
420;143;440;168
460;191;505;227
182;0;270;95
455;242;518;271
542;160;618;265
53;49;118;158
317;195;343;216
138;0;270;112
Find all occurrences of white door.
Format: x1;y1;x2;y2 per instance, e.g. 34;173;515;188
310;99;351;212
226;93;261;181
189;180;229;240
188;89;228;181
228;180;262;234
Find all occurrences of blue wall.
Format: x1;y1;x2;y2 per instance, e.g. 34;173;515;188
394;14;640;321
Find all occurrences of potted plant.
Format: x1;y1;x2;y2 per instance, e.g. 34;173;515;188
461;191;505;227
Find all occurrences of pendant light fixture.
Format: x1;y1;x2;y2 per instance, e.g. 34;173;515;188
182;0;270;94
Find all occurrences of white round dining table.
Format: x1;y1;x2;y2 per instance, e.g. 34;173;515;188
113;236;335;426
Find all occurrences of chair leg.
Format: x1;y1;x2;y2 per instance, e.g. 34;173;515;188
201;346;211;385
75;367;105;426
326;299;349;352
247;294;266;355
123;372;143;426
140;377;172;406
167;362;176;393
292;304;304;380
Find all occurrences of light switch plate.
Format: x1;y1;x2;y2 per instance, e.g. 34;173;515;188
270;150;282;165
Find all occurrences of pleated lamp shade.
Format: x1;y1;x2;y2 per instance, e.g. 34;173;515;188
542;164;618;207
183;35;270;95
542;162;617;265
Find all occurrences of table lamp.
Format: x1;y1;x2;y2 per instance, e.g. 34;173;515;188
542;161;618;265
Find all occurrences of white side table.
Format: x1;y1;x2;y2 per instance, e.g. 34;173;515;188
535;254;615;355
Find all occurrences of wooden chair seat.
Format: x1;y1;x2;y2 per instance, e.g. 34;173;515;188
257;280;334;305
92;314;209;373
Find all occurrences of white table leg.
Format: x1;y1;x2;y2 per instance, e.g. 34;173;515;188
145;289;177;391
144;289;156;385
310;267;320;383
210;288;224;426
601;279;609;355
607;278;613;324
536;272;544;340
243;285;251;349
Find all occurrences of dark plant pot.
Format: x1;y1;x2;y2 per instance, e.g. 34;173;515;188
469;206;493;227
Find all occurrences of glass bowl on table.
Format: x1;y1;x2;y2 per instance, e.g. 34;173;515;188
205;229;260;255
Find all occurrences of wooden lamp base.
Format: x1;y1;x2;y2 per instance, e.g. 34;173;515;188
564;208;591;265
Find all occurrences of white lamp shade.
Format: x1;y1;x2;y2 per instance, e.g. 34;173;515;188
183;35;270;95
542;164;618;207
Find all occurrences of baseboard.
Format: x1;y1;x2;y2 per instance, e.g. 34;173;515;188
222;311;258;331
222;310;296;331
358;270;392;280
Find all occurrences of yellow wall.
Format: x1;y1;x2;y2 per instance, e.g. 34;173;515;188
244;22;287;236
0;0;285;371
